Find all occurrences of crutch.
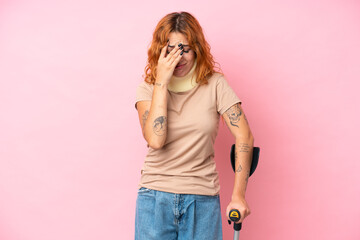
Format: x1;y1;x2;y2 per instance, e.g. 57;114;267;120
228;145;260;240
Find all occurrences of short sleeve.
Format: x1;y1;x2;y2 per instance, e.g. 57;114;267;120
216;75;242;115
135;81;153;110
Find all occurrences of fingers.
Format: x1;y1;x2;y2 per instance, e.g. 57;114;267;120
166;44;182;62
226;206;231;221
226;205;251;224
169;49;183;67
238;209;250;223
159;45;167;60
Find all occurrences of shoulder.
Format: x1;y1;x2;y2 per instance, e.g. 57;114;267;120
136;80;154;93
137;80;154;89
205;72;231;88
206;72;225;86
136;80;155;104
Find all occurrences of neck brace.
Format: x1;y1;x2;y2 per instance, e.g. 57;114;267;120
168;60;198;93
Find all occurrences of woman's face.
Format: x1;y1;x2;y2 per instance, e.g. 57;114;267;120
166;32;196;77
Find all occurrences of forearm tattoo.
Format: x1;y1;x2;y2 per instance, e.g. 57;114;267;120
153;116;167;136
235;143;251;172
225;104;242;128
238;143;250;153
236;163;243;172
235;147;242;172
245;170;250;190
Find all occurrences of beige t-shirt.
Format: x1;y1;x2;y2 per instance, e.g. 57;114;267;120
135;73;241;195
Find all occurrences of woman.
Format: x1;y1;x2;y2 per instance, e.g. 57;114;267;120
134;11;254;239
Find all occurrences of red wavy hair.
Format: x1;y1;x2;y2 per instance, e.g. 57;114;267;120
144;12;222;85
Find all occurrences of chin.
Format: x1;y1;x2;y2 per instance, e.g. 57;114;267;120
174;73;185;77
174;68;190;77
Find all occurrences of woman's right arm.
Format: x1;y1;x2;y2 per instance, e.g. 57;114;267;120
136;43;183;149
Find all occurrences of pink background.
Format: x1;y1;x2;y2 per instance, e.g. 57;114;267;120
1;0;359;239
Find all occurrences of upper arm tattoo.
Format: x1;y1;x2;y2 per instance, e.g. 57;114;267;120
225;104;242;128
153;116;167;136
142;110;149;129
225;103;250;128
244;113;249;126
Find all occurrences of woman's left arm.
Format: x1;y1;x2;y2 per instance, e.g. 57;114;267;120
222;102;254;223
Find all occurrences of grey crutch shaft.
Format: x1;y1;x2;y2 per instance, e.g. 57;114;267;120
233;230;239;240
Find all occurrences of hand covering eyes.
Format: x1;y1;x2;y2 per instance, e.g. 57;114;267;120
166;44;191;54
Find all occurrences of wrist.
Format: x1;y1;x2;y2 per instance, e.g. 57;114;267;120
154;81;168;88
231;192;246;201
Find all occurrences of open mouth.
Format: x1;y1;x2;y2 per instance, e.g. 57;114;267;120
175;63;185;69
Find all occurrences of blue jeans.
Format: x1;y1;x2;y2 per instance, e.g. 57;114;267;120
135;187;223;240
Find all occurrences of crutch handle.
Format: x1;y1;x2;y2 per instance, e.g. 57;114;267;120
229;209;242;231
